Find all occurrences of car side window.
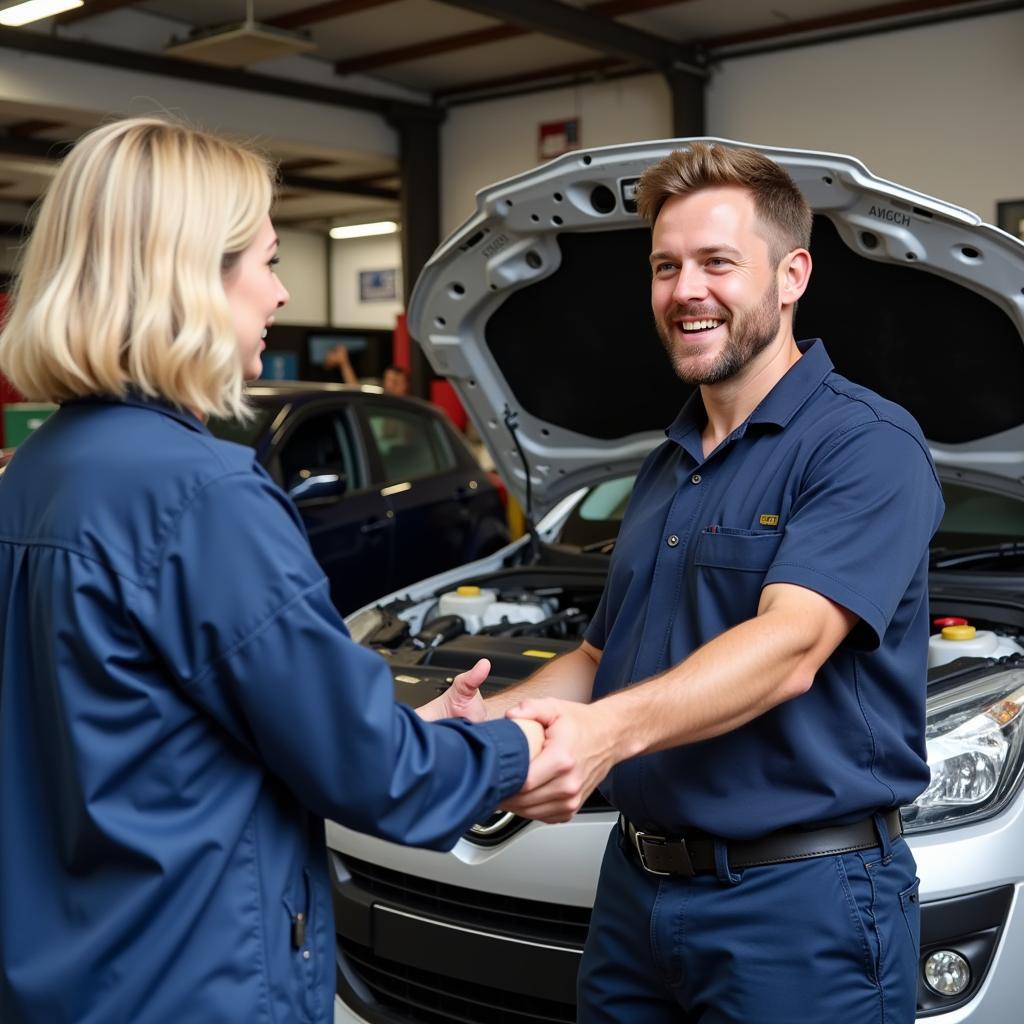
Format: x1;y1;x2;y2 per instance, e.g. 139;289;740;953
278;412;358;499
367;409;455;484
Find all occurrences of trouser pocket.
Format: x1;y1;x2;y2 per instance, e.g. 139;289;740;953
849;840;920;1023
899;877;922;960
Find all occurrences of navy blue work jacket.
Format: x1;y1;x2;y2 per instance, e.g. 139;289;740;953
585;341;944;839
0;395;528;1024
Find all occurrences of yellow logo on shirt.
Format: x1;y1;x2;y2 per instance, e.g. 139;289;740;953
758;514;780;528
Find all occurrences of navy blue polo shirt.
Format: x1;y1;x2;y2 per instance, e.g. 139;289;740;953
585;340;944;839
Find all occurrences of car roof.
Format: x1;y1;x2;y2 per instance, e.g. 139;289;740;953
244;382;440;415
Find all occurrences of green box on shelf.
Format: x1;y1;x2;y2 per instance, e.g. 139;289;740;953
4;403;57;447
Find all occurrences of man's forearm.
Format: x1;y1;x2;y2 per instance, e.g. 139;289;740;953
483;642;599;719
594;586;856;764
502;588;856;823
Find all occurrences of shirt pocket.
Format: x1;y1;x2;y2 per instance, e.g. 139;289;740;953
693;527;784;572
692;528;785;626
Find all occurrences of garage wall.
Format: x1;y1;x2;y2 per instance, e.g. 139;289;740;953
440;7;1024;237
708;8;1024;226
330;233;403;329
275;228;328;326
440;73;672;235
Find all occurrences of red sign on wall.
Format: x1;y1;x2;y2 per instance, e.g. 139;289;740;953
538;118;580;161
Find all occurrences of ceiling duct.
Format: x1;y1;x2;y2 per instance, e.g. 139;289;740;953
164;0;315;67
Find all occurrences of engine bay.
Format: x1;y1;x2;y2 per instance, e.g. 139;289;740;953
351;542;1024;710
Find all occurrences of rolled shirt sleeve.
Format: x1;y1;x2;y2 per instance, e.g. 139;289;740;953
141;466;529;851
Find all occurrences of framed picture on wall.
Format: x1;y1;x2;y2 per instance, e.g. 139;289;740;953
358;268;398;302
996;200;1024;241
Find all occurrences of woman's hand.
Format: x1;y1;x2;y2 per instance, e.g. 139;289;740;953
415;658;490;722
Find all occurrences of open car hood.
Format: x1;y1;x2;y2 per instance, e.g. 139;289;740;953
409;138;1024;518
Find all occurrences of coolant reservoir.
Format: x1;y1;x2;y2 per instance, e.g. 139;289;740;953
438;586;497;632
928;623;1024;669
481;601;549;629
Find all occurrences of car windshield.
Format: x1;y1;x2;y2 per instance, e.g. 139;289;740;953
207;405;278;448
559;475;635;551
930;478;1024;571
560;472;1024;571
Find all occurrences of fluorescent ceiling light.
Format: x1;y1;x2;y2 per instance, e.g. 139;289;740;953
0;0;83;26
330;221;398;240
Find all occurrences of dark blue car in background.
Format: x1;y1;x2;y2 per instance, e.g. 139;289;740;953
209;382;509;613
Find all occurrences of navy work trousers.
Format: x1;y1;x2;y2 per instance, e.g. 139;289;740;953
578;818;920;1023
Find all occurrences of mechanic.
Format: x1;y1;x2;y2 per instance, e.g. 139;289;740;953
0;116;542;1024
438;142;943;1022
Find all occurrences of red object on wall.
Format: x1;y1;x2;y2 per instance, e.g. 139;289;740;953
392;312;411;372
0;292;22;447
429;379;468;432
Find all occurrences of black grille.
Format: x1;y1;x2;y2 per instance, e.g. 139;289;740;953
341;855;591;946
339;937;576;1024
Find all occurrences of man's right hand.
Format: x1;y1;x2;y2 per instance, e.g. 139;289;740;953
502;697;620;823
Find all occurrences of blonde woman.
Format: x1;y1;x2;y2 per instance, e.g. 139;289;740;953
0;117;541;1024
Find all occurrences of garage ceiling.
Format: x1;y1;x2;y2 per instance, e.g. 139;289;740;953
0;0;1018;231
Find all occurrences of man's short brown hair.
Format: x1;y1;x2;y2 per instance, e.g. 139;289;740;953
636;142;812;263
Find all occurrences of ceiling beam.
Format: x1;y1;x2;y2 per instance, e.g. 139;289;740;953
7;120;65;138
703;0;1012;50
435;57;624;100
337;24;521;75
54;0;141;24
268;0;401;30
592;0;695;12
279;172;398;199
436;0;704;74
0;134;400;199
0;25;438;120
336;0;690;75
0;134;72;162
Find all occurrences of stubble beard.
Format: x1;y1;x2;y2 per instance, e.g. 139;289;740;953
657;278;781;386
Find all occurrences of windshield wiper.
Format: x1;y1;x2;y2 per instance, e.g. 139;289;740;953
930;540;1024;570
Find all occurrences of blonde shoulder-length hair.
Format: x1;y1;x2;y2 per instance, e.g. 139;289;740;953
0;116;275;420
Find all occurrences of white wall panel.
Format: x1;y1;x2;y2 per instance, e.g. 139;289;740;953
329;234;403;329
275;228;328;326
707;9;1024;225
441;73;672;235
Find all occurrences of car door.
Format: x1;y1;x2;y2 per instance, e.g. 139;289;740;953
357;399;480;591
271;402;395;614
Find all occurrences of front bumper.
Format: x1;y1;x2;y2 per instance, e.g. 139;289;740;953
327;813;1023;1023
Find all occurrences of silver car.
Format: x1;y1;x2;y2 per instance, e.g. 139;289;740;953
331;139;1024;1023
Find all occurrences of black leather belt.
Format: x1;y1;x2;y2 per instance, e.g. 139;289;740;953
621;809;903;876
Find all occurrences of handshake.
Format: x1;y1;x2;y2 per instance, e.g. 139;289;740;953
416;657;616;824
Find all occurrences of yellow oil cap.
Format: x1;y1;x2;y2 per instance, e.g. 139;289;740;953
456;585;481;596
942;625;977;641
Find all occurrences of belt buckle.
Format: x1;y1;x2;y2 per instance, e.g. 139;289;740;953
633;829;673;876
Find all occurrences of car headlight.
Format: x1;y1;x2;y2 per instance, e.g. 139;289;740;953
904;667;1024;833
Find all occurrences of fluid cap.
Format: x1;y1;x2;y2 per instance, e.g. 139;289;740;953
941;625;977;641
456;585;482;596
933;616;968;628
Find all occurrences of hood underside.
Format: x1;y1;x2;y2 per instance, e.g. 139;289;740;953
409;138;1024;517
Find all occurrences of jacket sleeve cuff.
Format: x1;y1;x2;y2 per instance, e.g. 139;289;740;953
475;718;530;801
